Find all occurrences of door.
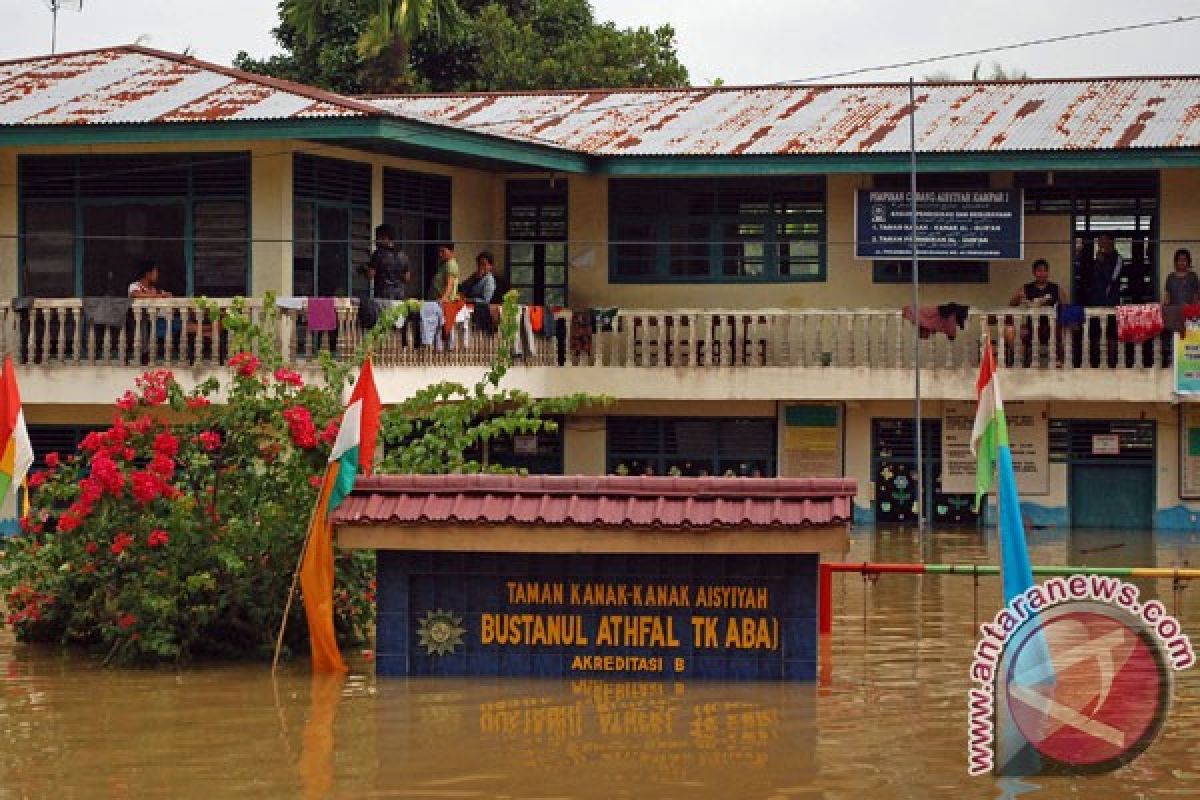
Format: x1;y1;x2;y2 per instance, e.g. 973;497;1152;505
1061;419;1156;530
506;180;568;307
872;418;978;527
1070;464;1154;530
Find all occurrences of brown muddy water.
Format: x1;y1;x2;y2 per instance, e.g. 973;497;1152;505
0;528;1198;799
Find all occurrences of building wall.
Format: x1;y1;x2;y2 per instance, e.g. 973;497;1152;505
0;149;16;300
1160;167;1200;284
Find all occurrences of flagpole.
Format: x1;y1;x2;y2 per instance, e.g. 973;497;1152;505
909;76;925;533
271;469;329;673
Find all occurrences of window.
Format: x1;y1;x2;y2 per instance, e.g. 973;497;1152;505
293;154;372;297
870;172;989;284
507;180;568;306
383;168;452;300
1016;171;1158;303
18;154;250;297
606;417;776;477
609;178;825;283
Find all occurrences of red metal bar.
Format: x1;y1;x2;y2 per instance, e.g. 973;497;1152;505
819;563;833;635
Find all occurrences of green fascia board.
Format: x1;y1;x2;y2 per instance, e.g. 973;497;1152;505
596;149;1200;175
0;117;591;173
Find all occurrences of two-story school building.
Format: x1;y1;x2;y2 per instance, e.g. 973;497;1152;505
4;45;1200;530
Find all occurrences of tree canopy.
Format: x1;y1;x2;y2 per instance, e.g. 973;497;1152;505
234;0;690;94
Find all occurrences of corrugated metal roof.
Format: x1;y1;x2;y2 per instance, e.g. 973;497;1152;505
0;46;375;125
332;474;856;530
369;79;1200;155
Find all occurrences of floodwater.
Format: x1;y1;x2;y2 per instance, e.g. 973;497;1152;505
1;528;1199;799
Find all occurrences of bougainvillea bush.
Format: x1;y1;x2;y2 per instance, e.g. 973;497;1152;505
0;299;375;665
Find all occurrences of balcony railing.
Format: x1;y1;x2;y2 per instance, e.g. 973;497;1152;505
0;299;1173;372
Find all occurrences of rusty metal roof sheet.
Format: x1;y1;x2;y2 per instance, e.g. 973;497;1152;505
332;474;856;530
0;46;375;125
368;78;1200;155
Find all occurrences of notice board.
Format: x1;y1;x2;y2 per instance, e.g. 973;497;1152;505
942;401;1048;495
778;404;843;478
854;189;1023;260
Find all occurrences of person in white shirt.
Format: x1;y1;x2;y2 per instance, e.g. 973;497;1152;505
127;259;173;299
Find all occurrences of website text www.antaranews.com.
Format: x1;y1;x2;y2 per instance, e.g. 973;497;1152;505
966;574;1195;776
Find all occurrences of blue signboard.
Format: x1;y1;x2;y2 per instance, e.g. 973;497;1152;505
376;551;818;680
855;188;1024;260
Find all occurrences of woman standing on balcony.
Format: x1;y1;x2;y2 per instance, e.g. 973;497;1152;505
127;260;172;299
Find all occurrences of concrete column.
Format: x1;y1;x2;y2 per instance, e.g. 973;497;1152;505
250;143;294;297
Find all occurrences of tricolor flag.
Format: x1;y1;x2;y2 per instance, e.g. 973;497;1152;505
0;357;34;521
300;357;381;672
970;341;1035;603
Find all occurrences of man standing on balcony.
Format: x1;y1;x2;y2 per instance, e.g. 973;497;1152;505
364;224;410;300
1081;234;1125;367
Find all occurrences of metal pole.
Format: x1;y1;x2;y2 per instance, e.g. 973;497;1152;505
909;77;924;532
51;1;58;54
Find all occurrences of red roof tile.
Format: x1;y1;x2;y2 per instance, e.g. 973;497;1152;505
332;474;855;530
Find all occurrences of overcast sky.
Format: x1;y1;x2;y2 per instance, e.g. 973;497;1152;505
3;0;1200;86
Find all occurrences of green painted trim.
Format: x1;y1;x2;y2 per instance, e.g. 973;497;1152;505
597;149;1200;175
0;117;591;173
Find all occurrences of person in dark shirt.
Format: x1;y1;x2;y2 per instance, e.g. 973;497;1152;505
1084;234;1124;307
1163;248;1200;306
1005;258;1063;364
362;224;410;300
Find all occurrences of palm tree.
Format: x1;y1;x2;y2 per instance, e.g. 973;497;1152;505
284;0;463;91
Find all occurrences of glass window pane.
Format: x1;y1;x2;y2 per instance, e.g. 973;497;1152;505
510;263;534;285
613;220;655;277
82;202;186;297
669;223;709;277
545;263;565;285
545;287;566;307
722;222;765;277
193;199;248;297
509;243;535;264
545;243;565;264
22;203;75;297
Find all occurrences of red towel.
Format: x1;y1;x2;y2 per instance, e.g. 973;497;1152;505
306;297;337;332
1116;303;1163;343
529;306;544;333
441;299;466;336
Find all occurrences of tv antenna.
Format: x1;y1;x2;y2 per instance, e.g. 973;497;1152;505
42;0;84;54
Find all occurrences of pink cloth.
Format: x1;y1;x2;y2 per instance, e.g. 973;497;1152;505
307;297;337;332
902;305;960;340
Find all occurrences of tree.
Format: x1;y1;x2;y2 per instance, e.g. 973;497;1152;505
234;0;689;94
379;291;602;473
1;293;602;665
924;61;1030;82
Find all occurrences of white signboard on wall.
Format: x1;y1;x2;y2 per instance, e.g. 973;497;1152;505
942;401;1048;495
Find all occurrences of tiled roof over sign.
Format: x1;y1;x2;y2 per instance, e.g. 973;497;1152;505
0;46;376;125
333;474;856;530
370;78;1200;155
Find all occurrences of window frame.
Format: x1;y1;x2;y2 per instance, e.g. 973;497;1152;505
17;153;251;298
608;178;827;284
605;416;777;477
292;154;373;298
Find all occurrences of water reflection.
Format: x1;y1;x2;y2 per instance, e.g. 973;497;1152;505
0;528;1196;798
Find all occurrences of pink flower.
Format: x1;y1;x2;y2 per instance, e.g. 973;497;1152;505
90;454;125;495
117;613;136;630
135;369;173;406
229;352;261;378
274;368;304;388
197;430;222;451
116;391;138;411
44;452;59;469
111;531;134;556
283;406;318;449
57;512;82;533
147;529;169;548
153;432;179;459
149;455;175;479
320;420;340;446
185;396;211;410
27;472;46;489
130;471;164;504
84;541;98;555
308;474;323;489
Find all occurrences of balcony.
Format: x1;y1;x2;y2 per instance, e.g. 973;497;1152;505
0;300;1174;404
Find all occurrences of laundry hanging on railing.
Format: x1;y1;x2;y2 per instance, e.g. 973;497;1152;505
306;298;338;332
1116;303;1164;343
1162;304;1200;333
570;312;594;358
902;303;969;340
82;297;131;329
591;307;619;332
1056;304;1085;327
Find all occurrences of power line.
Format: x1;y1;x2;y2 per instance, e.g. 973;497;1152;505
433;14;1200;136
781;14;1200;84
